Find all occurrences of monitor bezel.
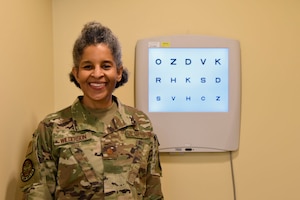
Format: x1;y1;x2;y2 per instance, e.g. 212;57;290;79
135;35;241;152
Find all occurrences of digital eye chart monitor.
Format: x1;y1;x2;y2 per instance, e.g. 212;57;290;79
135;35;241;152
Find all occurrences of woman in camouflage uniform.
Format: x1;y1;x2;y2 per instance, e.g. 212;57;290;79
20;21;164;200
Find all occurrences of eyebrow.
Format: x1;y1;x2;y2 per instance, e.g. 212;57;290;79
80;60;92;65
80;60;114;66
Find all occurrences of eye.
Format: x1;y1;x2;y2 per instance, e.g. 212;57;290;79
102;64;112;70
82;65;93;70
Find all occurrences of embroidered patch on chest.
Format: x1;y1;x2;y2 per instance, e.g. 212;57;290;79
54;132;92;145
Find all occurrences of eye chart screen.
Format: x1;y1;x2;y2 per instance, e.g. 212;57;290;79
148;48;229;112
135;35;241;152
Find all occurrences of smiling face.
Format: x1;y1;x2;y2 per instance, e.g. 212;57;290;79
72;43;123;109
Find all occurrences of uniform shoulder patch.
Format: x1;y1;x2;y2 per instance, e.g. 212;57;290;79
20;159;35;182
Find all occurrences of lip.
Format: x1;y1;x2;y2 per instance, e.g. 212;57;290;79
89;82;106;90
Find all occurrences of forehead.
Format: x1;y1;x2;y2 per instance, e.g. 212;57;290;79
83;43;111;54
81;44;113;60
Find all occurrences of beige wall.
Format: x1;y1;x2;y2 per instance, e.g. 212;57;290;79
2;0;300;199
0;0;53;199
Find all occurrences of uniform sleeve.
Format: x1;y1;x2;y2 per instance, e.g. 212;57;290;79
143;134;164;200
20;121;57;200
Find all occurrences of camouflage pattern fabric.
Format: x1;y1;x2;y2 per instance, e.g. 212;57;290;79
20;96;164;200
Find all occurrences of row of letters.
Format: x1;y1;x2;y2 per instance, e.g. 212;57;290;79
154;58;224;66
155;96;223;101
154;77;223;83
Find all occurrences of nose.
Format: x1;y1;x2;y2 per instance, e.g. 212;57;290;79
91;66;103;78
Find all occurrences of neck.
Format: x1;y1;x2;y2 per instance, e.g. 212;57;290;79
82;96;113;110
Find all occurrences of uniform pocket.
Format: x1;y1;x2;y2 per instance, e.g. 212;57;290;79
127;140;150;196
56;144;102;189
56;146;85;189
70;146;102;185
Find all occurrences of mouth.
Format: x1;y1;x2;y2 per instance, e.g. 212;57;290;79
89;82;106;89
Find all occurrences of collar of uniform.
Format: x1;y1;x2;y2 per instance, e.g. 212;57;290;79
70;96;101;132
71;96;135;133
105;96;137;134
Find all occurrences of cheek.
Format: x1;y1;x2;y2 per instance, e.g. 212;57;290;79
76;71;89;82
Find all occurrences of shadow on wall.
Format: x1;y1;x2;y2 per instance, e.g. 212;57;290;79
8;114;40;200
160;151;239;164
6;175;22;200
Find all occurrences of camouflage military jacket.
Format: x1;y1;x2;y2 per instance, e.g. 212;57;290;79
20;96;163;200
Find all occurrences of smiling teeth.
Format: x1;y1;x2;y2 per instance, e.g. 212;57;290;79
90;83;104;87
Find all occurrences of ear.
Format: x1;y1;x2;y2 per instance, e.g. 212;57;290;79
72;67;79;81
117;66;123;82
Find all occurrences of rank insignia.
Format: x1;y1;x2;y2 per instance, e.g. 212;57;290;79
20;159;35;182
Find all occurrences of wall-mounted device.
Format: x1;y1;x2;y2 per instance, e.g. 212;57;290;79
135;35;241;152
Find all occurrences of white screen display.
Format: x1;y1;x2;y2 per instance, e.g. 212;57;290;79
148;48;229;112
135;35;241;152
